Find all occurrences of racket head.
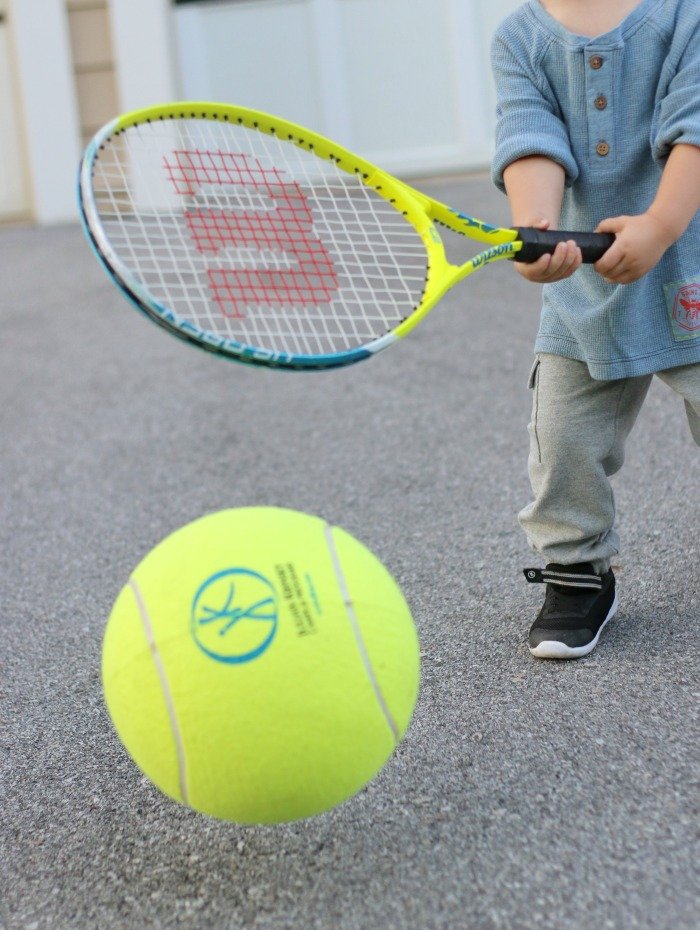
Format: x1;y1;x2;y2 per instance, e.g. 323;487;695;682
78;103;511;370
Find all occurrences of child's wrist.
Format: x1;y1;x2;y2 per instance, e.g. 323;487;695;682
645;206;685;247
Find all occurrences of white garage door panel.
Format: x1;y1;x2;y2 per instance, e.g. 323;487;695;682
174;0;326;132
172;0;523;176
336;0;460;159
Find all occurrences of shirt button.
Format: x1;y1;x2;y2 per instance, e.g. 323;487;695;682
594;94;608;110
589;55;604;69
596;141;610;157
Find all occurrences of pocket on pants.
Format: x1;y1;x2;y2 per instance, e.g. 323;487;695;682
527;356;542;463
527;356;541;390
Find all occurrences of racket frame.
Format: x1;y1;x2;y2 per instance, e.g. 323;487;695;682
79;102;522;370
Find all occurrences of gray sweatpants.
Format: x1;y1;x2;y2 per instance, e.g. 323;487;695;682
519;354;700;573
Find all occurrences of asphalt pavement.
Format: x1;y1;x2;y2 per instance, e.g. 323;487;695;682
0;174;698;930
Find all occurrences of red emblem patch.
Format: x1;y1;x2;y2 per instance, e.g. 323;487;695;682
673;284;700;333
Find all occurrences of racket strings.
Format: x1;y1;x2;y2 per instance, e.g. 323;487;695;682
88;118;429;357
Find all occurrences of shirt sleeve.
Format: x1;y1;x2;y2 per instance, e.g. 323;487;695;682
652;13;700;162
490;31;578;192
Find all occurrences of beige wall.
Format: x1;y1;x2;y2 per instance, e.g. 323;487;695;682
1;0;171;224
0;1;30;218
66;0;119;146
4;0;82;224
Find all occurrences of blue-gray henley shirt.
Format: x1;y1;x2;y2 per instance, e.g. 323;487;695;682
491;0;700;379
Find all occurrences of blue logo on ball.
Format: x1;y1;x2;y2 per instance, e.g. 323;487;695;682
191;568;278;664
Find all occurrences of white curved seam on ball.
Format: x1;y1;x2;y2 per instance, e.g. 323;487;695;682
129;577;189;805
323;524;399;742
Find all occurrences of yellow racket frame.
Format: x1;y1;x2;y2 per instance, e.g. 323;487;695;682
105;102;521;349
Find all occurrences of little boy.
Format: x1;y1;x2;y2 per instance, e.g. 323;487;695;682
491;0;700;657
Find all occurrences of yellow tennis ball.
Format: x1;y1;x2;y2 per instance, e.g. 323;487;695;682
102;506;420;824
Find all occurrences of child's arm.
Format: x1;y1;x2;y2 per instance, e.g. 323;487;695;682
595;143;700;284
503;156;583;283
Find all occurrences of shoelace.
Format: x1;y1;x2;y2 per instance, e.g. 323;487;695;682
545;586;584;612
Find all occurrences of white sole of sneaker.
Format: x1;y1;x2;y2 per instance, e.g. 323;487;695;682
529;591;619;660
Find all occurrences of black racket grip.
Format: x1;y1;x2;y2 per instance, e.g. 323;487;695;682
512;227;615;264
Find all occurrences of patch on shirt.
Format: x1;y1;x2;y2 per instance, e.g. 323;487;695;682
664;278;700;341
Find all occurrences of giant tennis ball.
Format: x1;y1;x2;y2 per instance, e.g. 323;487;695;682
102;506;420;823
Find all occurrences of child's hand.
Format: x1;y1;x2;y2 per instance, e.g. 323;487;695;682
594;213;676;284
513;219;583;283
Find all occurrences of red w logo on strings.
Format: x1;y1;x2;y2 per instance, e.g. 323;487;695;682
163;149;339;319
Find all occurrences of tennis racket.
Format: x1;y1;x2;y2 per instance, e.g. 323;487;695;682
79;102;613;371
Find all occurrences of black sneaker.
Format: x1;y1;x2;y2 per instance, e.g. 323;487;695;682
523;563;617;659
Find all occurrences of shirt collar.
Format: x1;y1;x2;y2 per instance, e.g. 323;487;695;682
528;0;661;47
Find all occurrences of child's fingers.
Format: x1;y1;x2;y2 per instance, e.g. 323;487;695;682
594;241;624;276
555;241;583;277
515;255;552;284
515;241;582;283
515;252;553;282
594;218;627;276
543;240;582;280
594;241;634;280
597;260;641;284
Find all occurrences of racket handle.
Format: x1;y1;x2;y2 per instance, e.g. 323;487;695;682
513;227;615;264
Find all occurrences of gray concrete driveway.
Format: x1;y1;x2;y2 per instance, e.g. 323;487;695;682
1;174;697;930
